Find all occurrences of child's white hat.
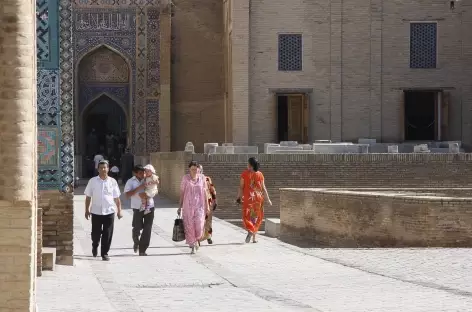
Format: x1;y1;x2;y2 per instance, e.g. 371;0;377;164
143;164;156;174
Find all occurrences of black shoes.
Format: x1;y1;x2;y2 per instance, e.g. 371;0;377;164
133;243;139;253
207;238;213;244
92;247;98;257
102;255;110;261
139;252;147;256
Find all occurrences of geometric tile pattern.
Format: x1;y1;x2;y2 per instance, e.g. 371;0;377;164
37;71;61;136
37;69;60;126
147;6;160;97
410;22;437;69
135;5;147;154
73;7;137;155
78;84;129;113
37;0;62;190
278;34;303;71
38;128;59;167
59;0;75;192
37;0;59;68
37;0;50;61
146;99;160;153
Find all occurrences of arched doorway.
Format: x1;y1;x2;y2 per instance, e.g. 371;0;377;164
81;94;127;178
75;45;131;177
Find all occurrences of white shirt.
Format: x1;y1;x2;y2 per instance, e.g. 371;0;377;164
110;166;120;173
84;176;121;215
124;176;154;209
94;154;104;169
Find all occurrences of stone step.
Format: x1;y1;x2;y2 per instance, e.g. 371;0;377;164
265;218;280;238
42;247;56;271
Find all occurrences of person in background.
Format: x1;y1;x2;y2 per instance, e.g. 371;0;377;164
178;161;209;254
198;165;217;245
84;160;122;261
110;164;120;180
236;157;272;244
93;152;104;176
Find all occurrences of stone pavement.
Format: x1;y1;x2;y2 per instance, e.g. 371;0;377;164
37;189;472;312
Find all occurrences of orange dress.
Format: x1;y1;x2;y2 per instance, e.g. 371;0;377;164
241;169;265;234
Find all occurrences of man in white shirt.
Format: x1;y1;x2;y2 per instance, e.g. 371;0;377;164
84;160;122;261
124;165;157;256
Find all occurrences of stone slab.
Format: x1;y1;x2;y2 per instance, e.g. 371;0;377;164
313;144;369;154
358;138;377;144
265;218;281;238
204;143;218;154
42;247;56;271
233;146;258;154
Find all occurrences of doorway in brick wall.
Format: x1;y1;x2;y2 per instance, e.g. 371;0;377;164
276;94;308;143
403;90;449;141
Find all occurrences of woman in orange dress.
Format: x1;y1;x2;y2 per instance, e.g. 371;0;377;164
237;157;272;243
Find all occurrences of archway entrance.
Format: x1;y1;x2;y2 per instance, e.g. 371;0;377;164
76;45;131;178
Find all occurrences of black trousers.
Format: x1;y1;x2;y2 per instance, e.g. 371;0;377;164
91;213;115;256
132;208;154;253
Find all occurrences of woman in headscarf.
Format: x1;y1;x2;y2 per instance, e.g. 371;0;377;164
178;161;209;254
236;157;272;243
198;165;217;245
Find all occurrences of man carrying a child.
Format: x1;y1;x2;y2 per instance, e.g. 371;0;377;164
124;165;159;256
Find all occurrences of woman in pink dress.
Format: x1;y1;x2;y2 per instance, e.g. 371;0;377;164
178;161;209;254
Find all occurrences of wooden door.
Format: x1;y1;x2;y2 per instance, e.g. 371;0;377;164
287;94;304;142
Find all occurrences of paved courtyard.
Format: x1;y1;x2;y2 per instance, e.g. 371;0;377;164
37;190;472;312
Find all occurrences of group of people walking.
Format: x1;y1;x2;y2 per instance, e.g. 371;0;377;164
84;157;272;260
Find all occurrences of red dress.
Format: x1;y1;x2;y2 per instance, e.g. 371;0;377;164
240;170;265;234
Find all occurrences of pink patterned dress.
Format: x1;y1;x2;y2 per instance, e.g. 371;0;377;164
180;174;207;247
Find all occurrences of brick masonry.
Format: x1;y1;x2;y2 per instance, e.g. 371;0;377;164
280;188;472;247
223;0;472;148
151;152;472;220
38;191;74;266
37;208;43;277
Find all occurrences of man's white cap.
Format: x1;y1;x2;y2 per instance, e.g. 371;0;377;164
144;164;156;174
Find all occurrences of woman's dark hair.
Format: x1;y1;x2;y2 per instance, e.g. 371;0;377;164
188;160;199;168
248;157;260;172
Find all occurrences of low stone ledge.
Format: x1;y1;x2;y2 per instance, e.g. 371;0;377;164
280;188;472;247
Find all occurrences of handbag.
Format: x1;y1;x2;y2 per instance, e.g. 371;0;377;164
172;215;186;242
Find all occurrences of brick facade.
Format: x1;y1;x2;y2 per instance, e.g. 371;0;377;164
0;0;38;310
37;208;43;277
280;188;472;247
151;152;472;220
38;191;74;266
222;0;472;148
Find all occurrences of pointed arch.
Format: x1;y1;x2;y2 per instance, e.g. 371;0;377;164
75;44;133;159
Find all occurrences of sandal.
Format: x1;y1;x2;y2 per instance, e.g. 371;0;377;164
245;232;252;243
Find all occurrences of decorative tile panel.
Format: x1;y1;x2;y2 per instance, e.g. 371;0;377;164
59;0;75;192
146;6;160;97
146;99;160;153
37;0;59;68
410;23;437;69
78;84;129;112
38;127;60;167
37;69;60;126
278;34;302;71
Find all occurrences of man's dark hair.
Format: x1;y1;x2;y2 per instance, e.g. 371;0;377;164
98;160;109;167
188;160;199;168
133;164;145;173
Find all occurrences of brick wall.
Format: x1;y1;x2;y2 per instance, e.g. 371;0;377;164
38;191;74;265
280;188;472;247
228;0;472;146
151;152;472;220
171;0;225;152
37;208;42;277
